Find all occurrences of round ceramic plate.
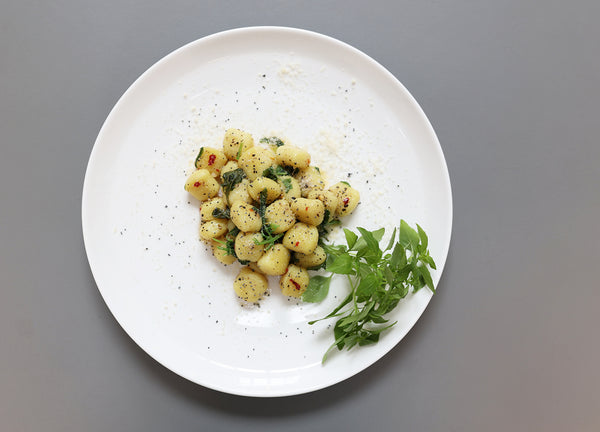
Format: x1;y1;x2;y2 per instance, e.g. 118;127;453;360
82;27;452;397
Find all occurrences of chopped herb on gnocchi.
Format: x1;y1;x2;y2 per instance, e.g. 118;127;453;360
185;128;359;303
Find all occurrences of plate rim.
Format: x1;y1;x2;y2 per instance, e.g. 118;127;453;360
81;26;453;397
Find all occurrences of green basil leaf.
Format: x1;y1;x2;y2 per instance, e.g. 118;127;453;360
390;242;406;269
195;147;204;167
344;228;358;249
302;275;332;303
326;254;354;274
352;235;367;253
418;264;435;293
356;273;380;300
212;207;230;219
385;227;397;251
260;136;285;147
356;227;381;256
334;320;347;350
262;165;289;180
420;254;437;270
384;265;395;285
221;168;246;194
358;331;379;346
417;223;428;250
372;227;385;243
399;219;419;250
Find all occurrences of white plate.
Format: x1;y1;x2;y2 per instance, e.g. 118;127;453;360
82;27;452;397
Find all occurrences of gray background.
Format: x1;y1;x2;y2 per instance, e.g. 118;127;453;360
1;1;599;431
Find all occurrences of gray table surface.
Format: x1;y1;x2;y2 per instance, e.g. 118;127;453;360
2;1;599;431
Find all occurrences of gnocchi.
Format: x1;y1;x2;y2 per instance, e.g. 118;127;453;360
184;169;220;202
279;175;301;202
247;177;282;203
282;222;319;254
200;197;227;221
234;267;268;302
280;264;310;297
295;166;325;197
307;189;339;216
276;145;311;169
223;128;254;160
212;238;237;265
229;201;262;233
185;129;360;302
195;147;227;177
264;199;296;234
227;178;252;205
329;182;360;217
199;219;228;241
290;197;325;226
256;244;290;276
238;147;276;181
294;245;327;269
234;231;265;262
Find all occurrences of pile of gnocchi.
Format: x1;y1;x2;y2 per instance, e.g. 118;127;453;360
184;128;359;303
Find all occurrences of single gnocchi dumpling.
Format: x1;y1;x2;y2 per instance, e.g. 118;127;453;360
230;201;262;232
276;145;311;170
290;197;325;226
282;222;319;254
280;264;310;297
199;219;228;241
247;177;282;203
211;238;237;265
184;169;220;202
234;231;265;262
238;147;276;180
329;182;360;217
264;199;296;234
226;178;252;205
307;189;339;216
295;166;326;197
294;246;327;269
223;128;254;160
200;197;227;221
195;147;227;177
256;244;290;276
234;267;269;302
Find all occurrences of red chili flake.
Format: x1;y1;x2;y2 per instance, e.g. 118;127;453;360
194;181;201;187
305;206;309;211
208;154;216;165
290;279;301;290
343;197;350;207
295;241;300;247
